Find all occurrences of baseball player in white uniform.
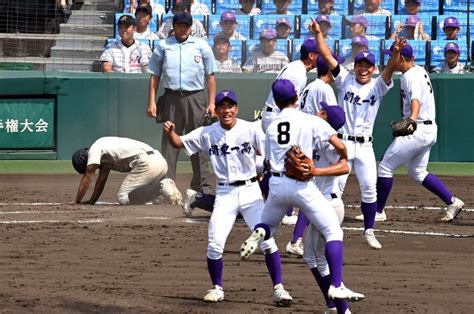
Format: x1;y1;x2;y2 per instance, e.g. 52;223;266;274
261;36;319;132
376;42;465;222
286;53;344;257
71;136;181;205
241;79;365;303
163;90;292;306
311;19;400;249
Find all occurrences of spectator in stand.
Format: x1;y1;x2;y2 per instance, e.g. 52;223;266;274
273;0;294;15
242;28;289;73
236;0;261;15
398;0;421;15
318;0;337;15
275;17;292;39
125;0;165;15
157;1;207;39
316;15;332;39
347;15;378;40
190;0;210;14
390;15;430;41
212;34;242;73
442;17;461;40
342;35;379;74
356;0;391;16
215;11;246;40
57;0;72;16
134;3;159;40
101;15;151;73
432;42;467;74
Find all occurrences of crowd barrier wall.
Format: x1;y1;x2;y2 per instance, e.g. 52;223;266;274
0;71;472;162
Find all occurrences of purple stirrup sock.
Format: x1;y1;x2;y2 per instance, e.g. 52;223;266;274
291;210;309;243
334;299;349;313
376;176;393;214
361;201;377;230
194;193;216;212
207;257;223;287
265;251;283;286
325;240;343;288
286;207;294;216
310;268;335;308
422;173;453;205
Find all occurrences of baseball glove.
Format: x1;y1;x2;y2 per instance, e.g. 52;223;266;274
391;118;417;137
284;146;315;181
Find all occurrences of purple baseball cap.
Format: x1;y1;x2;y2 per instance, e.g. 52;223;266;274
260;28;277;40
320;102;346;130
404;15;420;28
351;35;368;48
300;37;319;56
272;79;297;102
276;17;292;28
443;16;460;28
316;15;331;26
354;51;376;65
348;15;368;29
383;41;414;58
221;11;237;23
316;53;345;74
444;42;460;54
215;90;238;105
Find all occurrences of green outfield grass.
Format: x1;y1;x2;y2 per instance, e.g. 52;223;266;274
0;161;473;176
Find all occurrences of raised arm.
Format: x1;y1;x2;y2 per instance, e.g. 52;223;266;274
163;121;185;149
309;18;338;70
381;36;405;85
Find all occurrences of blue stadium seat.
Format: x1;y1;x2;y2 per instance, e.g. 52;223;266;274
435;14;468;40
115;13;159;38
353;0;394;14
343;15;389;40
305;0;349;15
208;39;244;65
397;0;439;14
260;0;303;15
337;39;382;66
429;40;468;67
382;39;428;67
215;0;243;15
245;39;290;61
442;0;474;13
208;14;251;40
252;14;296;39
192;0;213;14
299;15;342;40
391;14;434;39
291;38;335;60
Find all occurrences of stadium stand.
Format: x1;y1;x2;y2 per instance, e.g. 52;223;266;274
353;0;395;14
430;39;469;66
436;14;469;39
260;0;304;15
382;39;429;67
114;13;158;38
338;38;382;66
245;38;290;59
305;0;349;15
253;14;297;39
397;0;440;14
442;0;474;13
209;38;244;66
207;13;252;39
392;14;435;39
343;14;390;39
215;0;246;15
299;14;343;39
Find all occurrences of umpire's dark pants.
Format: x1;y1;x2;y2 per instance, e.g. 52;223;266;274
160;89;212;194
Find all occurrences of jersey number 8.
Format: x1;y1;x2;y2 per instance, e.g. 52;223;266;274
277;122;290;144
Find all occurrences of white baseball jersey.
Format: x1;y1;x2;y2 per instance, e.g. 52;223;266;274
400;65;436;123
265;108;335;173
335;65;393;136
87;137;156;172
242;49;289;73
265;60;308;111
300;78;338;115
313;141;343;196
134;28;159;41
432;61;466;74
100;40;151;73
181;119;265;183
216;59;242;73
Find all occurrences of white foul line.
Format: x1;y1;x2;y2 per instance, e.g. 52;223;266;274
343;226;472;238
346;204;474;212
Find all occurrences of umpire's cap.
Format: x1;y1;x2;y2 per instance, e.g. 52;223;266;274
72;148;88;174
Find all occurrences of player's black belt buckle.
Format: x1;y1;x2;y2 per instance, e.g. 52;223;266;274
337;133;373;143
146;150;155;155
330;193;338;199
422;120;433;125
266;107;273;112
218;176;257;187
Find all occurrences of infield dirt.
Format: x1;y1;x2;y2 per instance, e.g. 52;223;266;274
0;174;472;313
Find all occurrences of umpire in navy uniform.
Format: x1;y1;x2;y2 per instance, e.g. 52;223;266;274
147;11;217;195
